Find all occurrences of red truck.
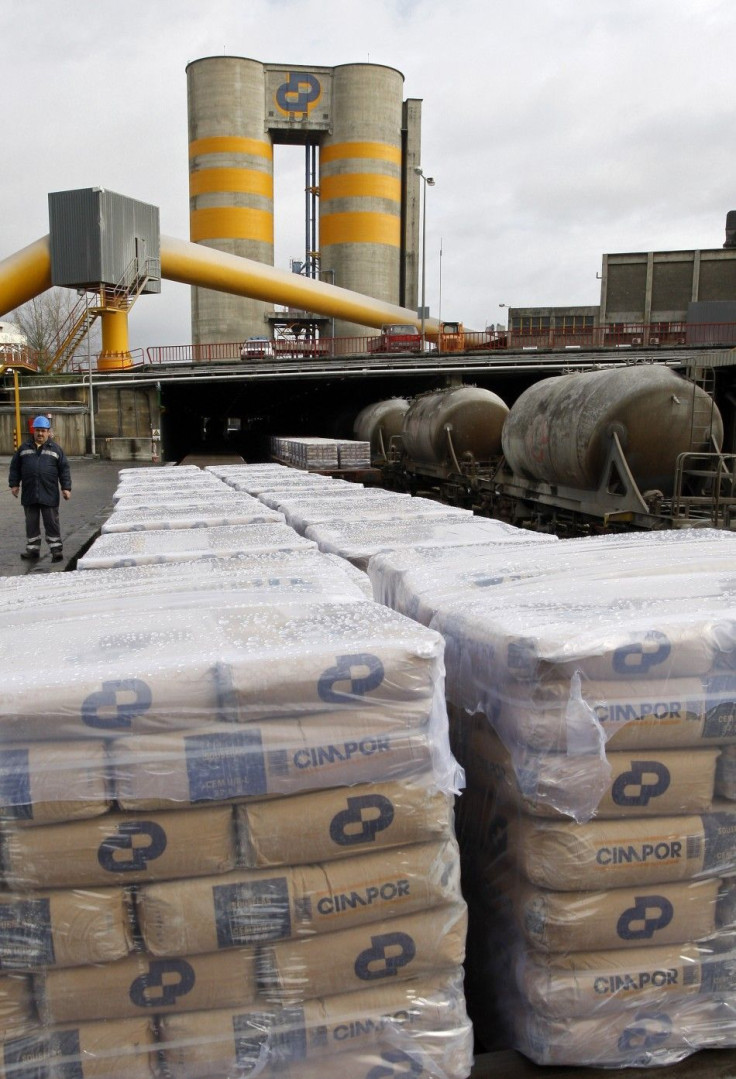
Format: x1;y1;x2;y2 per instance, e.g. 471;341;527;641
367;324;422;354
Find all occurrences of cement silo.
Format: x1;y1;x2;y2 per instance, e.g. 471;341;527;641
320;64;406;339
187;57;273;346
186;57;422;349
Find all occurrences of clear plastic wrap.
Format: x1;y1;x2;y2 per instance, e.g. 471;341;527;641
369;527;736;1067
305;517;529;570
76;523;316;569
0;532;471;1079
101;502;284;533
283;496;472;537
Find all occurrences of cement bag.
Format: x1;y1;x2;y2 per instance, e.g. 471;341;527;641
495;673;736;754
237;780;454;867
515;877;721;953
0;887;133;969
284;497;472;537
0;1017;156;1079
517;807;736;891
1;805;236;889
137;840;460;954
715;745;736;798
367;530;559;622
101;503;285;532
37;948;258;1024
258;903;467;1004
0;741;110;825
517;936;736;1018
0;601;446;740
110;720;434;809
0;973;33;1035
515;993;736;1067
110;492;256;510
305;517;518;570
157;970;469;1079
465;726;719;818
77;523;315;570
0;550;371;617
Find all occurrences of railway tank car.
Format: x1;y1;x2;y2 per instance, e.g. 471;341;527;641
352;397;409;464
399;385;509;486
365;366;736;532
501;365;721;494
495;365;729;531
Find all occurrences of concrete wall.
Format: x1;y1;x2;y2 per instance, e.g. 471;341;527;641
0;384;159;457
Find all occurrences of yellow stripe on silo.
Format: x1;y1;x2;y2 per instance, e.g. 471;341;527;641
190;207;274;244
320;212;400;247
320;173;401;202
320;141;402;165
189;168;274;198
189;136;273;160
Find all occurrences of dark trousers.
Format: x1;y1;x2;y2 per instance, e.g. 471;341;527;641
23;504;62;554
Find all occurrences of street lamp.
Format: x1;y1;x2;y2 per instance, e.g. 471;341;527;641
415;167;435;351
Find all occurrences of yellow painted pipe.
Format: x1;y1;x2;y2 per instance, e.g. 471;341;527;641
160;234;437;333
0;233;436;347
0;236;52;315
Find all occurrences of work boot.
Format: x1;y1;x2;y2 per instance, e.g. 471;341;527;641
51;551;64;563
20;550;40;560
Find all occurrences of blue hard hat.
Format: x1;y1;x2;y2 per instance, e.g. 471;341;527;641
32;416;51;429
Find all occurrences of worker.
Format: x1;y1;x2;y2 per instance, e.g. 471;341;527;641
8;416;72;563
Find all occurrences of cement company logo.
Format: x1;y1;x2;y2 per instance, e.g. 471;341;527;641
275;72;322;115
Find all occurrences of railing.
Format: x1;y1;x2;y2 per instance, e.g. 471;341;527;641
0;345;38;372
66;348;147;374
144;322;736;366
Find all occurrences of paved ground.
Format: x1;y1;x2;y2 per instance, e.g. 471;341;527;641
0;457;154;578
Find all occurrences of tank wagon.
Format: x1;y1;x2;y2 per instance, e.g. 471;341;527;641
358;367;736;533
353;397;409;465
377;386;509;501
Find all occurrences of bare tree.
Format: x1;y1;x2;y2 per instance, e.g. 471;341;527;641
9;287;100;372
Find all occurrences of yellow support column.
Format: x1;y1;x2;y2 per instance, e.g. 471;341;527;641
97;302;133;371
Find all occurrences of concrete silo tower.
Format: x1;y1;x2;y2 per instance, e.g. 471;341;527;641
186;57;422;346
187;57;274;344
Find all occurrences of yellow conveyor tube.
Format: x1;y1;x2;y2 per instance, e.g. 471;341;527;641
0;233;437;371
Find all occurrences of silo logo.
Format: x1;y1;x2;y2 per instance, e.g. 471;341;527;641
276;72;322;114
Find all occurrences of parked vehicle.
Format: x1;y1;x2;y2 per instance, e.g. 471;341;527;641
240;336;273;359
367;324;422;354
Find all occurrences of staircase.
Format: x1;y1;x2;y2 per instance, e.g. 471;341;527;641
47;256;160;373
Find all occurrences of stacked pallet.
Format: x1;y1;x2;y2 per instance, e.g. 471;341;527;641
336;439;372;469
0;466;473;1079
270;437;340;470
368;530;736;1068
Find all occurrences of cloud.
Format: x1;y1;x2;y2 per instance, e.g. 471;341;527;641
2;0;736;344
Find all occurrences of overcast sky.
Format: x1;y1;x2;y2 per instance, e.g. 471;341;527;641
3;0;735;351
